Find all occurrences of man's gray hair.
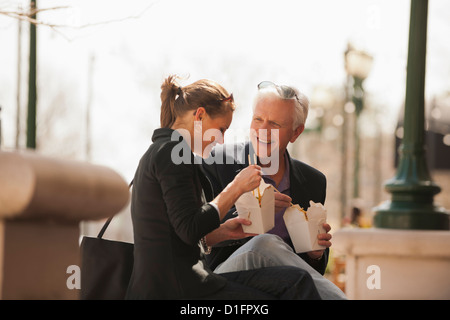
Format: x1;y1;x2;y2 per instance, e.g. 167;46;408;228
253;85;309;129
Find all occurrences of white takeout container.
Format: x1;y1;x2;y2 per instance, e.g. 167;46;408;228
235;180;275;234
283;201;327;253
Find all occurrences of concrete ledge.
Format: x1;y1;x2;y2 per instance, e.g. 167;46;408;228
333;227;450;299
333;228;450;258
0;150;131;299
0;150;130;222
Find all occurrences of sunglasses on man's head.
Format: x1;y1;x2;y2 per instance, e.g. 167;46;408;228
257;81;299;103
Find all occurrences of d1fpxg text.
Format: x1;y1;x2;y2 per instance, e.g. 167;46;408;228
180;304;269;317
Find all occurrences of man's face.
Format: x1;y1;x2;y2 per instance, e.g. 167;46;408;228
250;96;304;160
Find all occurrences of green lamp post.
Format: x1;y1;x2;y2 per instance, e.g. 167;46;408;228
374;0;449;230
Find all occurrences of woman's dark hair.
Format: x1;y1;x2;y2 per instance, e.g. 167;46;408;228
160;75;235;128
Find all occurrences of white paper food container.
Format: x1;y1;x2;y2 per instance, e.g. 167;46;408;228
235;181;275;234
283;201;327;253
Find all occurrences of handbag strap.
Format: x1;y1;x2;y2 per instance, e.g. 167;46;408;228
97;179;134;239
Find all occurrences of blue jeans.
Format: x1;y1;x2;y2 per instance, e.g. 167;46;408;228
214;234;347;300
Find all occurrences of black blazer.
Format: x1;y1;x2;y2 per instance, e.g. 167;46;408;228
126;128;226;299
201;142;329;274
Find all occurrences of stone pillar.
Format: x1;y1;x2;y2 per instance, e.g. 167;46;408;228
0;150;130;299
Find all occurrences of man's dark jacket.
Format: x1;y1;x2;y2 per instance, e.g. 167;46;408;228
201;142;329;275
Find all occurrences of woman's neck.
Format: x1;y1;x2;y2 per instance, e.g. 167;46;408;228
171;119;197;154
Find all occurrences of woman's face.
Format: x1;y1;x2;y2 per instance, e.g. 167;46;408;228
193;109;233;158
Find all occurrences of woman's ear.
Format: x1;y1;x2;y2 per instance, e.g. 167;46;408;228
193;107;206;121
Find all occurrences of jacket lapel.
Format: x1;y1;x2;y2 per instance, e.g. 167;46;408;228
286;151;312;209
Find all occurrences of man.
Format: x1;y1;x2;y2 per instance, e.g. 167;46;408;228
202;81;346;299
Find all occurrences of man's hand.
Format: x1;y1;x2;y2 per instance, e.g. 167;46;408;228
205;217;257;247
307;223;332;260
274;192;292;212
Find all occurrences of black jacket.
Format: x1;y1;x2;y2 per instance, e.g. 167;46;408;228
126;128;226;299
201;142;329;274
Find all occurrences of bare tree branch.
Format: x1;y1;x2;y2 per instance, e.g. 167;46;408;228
0;2;155;30
1;5;68;25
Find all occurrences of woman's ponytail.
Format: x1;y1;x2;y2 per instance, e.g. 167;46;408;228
160;75;181;128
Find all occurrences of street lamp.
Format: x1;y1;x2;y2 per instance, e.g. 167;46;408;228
344;43;373;200
344;46;373;85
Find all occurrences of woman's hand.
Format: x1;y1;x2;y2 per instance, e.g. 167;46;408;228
232;165;262;194
205;217;257;247
210;165;262;221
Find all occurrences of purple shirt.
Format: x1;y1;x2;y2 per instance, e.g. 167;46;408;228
263;153;291;242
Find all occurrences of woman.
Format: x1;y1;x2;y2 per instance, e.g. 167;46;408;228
125;75;320;299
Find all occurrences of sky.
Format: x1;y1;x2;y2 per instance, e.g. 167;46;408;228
1;0;449;182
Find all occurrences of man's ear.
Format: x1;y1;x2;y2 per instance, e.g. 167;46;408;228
290;124;304;143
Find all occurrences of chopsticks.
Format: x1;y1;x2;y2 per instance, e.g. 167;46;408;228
248;154;261;199
248;153;294;208
248;153;294;207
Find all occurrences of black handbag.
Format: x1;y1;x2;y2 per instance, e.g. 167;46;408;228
80;182;134;300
